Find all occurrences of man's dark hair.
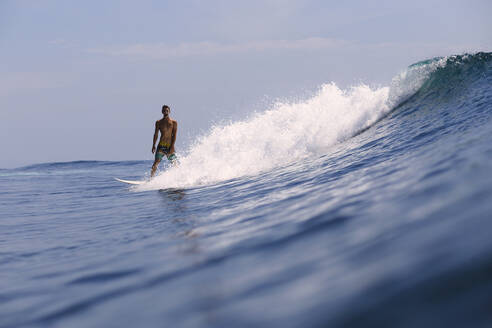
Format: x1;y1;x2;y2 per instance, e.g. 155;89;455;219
162;105;170;111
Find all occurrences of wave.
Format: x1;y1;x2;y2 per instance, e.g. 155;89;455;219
17;160;147;171
2;160;148;177
140;52;491;190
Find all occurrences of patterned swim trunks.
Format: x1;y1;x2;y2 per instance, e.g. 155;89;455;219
155;143;177;162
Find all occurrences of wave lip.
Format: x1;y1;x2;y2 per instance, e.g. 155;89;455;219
390;52;492;108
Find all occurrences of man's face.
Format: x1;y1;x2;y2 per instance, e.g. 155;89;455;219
162;107;170;117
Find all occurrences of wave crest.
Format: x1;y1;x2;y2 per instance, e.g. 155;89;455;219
139;52;491;190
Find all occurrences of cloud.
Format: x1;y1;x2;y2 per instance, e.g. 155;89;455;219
87;37;349;59
86;37;490;63
0;72;68;96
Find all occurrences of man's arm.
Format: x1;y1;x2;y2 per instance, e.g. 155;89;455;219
170;121;178;154
152;121;159;153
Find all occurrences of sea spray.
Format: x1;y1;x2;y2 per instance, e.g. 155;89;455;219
140;83;389;190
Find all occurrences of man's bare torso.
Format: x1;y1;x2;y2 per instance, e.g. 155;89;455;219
157;118;177;146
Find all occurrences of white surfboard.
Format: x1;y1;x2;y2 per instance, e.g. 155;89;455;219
114;177;146;185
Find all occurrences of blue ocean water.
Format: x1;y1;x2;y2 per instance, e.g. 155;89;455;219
1;52;492;328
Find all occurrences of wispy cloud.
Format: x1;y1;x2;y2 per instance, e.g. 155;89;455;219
87;37;349;59
0;72;68;96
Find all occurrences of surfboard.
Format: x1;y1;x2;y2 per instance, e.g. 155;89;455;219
114;177;146;185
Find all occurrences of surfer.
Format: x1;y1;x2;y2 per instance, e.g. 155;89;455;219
151;105;178;177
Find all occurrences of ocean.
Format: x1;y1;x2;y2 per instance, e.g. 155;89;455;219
1;52;492;327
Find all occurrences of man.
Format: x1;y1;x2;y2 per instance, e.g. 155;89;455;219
151;105;178;177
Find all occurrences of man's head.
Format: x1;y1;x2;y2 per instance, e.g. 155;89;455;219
162;105;170;117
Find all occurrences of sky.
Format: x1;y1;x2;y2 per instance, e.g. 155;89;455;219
1;0;491;168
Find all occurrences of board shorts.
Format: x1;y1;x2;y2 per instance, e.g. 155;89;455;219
155;143;177;162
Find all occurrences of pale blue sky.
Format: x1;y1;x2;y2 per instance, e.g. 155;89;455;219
1;0;491;168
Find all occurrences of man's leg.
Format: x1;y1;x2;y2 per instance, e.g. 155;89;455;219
151;159;161;177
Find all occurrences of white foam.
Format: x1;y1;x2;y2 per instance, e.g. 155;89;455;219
138;60;444;191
